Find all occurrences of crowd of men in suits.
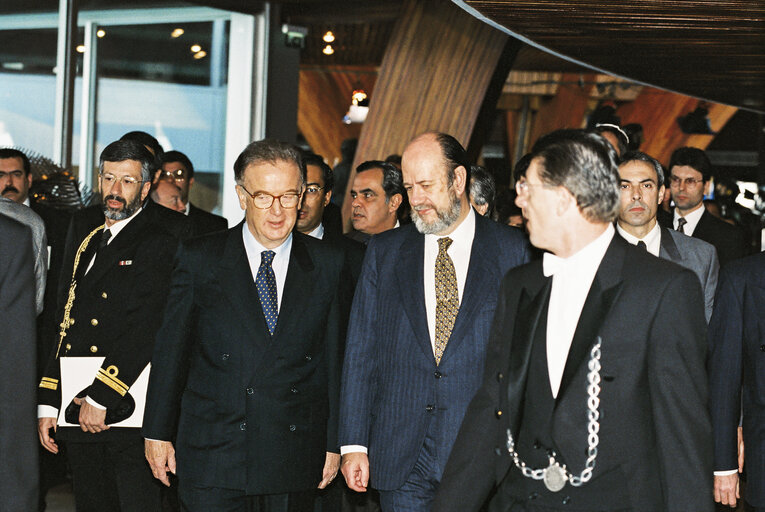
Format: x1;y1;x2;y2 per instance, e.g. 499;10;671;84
0;124;763;512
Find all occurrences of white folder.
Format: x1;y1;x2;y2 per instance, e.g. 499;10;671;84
58;357;150;428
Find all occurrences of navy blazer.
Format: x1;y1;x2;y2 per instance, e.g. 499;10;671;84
708;252;765;507
338;212;530;490
143;225;347;495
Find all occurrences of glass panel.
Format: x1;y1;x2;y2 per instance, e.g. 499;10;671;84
93;21;229;213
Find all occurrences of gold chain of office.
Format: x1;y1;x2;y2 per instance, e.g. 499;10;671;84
55;225;104;358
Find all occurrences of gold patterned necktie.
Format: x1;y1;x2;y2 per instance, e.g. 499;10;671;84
434;237;459;365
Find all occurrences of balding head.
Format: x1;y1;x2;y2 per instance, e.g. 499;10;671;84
401;132;471;235
151;179;185;213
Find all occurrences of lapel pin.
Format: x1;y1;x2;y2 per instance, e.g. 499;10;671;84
119;260;133;266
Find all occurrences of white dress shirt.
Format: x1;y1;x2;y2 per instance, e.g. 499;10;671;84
543;224;614;398
340;208;476;456
673;205;705;236
306;223;325;240
616;222;661;257
423;207;476;352
241;223;292;311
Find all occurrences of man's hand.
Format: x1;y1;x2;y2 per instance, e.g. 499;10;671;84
145;440;176;487
318;452;341;489
341;452;369;492
714;473;740;507
75;397;109;433
737;425;745;472
38;417;58;454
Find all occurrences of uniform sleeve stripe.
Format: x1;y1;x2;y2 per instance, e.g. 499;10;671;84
95;370;128;396
39;381;58;390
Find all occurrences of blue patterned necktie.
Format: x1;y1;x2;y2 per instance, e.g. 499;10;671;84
256;250;278;335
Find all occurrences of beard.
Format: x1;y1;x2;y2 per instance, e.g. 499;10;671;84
411;187;462;235
102;193;142;221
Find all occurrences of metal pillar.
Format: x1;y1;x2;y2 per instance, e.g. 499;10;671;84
52;0;77;169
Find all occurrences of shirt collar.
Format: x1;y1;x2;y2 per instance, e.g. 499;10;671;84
543;223;614;277
616;221;661;252
104;206;142;241
674;204;705;227
23;197;31;207
241;222;293;259
183;202;190;216
424;205;476;247
307;223;324;240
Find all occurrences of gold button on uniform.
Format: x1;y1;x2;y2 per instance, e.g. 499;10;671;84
90;346;98;353
91;318;98;326
101;292;108;299
70;318;75;325
65;344;71;350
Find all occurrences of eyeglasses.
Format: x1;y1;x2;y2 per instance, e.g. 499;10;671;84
159;169;187;182
304;185;324;196
515;180;552;195
100;173;145;189
239;184;302;209
669;176;704;187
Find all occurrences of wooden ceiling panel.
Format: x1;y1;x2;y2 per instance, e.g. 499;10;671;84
461;0;765;113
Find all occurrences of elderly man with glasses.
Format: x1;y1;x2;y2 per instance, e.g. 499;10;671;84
37;139;181;511
143;139;349;512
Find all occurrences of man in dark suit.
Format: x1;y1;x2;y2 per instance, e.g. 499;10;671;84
37;140;179;511
616;151;719;321
662;147;748;266
347;161;405;245
0;215;39;512
159;150;228;236
143;139;346;511
434;130;712;512
709;252;765;512
339;132;530;511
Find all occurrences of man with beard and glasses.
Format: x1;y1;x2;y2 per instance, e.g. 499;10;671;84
37;139;180;511
339;132;530;511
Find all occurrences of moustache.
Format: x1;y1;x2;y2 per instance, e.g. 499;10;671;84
2;185;19;194
104;194;127;207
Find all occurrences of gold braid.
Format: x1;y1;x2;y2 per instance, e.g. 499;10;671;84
55;225;104;358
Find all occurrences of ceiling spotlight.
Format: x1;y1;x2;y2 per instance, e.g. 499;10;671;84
322;44;334;55
76;44;86;53
323;31;335;43
190;44;201;53
171;28;184;38
193;50;207;60
96;29;106;38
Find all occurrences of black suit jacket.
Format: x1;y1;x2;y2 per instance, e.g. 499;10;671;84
38;207;179;441
434;235;713;511
0;215;39;510
187;202;227;237
660;208;748;266
143;225;347;495
708;252;765;507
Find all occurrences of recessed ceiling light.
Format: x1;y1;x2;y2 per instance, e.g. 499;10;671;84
190;44;201;53
193;50;207;60
171;28;185;38
323;31;335;43
76;45;86;53
96;29;106;38
322;45;334;55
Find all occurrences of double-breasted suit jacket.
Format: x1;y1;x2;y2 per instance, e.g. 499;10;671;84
434;235;713;511
708;251;765;508
38;207;179;441
142;225;347;495
339;213;530;491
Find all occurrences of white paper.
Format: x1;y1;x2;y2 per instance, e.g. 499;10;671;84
58;357;150;428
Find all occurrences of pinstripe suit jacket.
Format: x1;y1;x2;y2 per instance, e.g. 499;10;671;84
338;212;529;490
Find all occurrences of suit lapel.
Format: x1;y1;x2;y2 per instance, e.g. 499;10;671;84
82;210;149;287
217;223;269;349
395;228;432;360
507;269;551;437
440;214;494;363
658;227;682;262
555;237;626;403
273;232;316;340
